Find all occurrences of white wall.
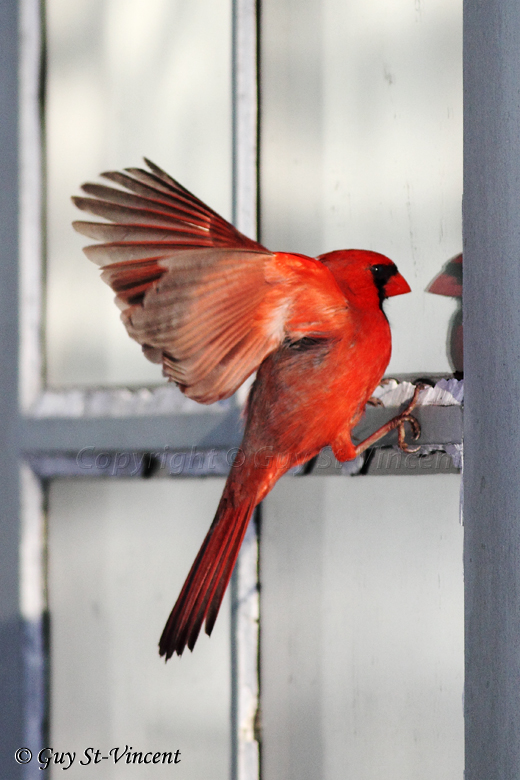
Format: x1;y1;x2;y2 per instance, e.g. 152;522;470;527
45;0;232;386
261;0;462;374
48;479;230;780
261;474;463;780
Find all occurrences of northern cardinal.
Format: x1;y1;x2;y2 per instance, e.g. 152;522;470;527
428;253;463;374
73;159;415;658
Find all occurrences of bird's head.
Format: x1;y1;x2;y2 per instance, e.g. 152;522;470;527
317;249;411;309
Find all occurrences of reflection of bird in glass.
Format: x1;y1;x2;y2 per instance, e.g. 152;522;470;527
428;254;463;375
73;160;416;657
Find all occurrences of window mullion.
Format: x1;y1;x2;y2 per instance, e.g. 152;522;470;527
231;1;261;778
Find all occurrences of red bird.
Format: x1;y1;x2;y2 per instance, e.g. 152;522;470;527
73;159;415;658
428;253;463;374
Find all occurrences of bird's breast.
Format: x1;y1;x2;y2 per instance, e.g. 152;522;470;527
244;310;392;458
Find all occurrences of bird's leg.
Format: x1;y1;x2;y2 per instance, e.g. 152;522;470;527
353;383;424;458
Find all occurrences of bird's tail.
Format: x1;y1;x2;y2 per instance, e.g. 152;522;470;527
159;483;256;659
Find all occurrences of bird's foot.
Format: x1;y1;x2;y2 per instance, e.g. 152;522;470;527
366;396;384;407
392;383;425;453
395;412;421;453
354;383;425;457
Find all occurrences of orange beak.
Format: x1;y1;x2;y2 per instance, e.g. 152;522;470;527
385;271;411;298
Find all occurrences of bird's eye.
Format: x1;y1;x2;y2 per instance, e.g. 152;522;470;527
370;263;397;285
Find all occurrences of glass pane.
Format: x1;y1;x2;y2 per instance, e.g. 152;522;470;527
48;478;230;779
45;0;232;387
261;0;462;374
261;474;463;780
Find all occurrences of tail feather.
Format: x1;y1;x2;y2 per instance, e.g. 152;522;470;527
159;491;255;658
187;499;253;646
163;516;230;652
205;514;251;635
184;495;255;650
178;502;247;651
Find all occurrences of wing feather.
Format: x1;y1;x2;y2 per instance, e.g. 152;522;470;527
73;159;264;253
73;161;352;403
73;221;207;244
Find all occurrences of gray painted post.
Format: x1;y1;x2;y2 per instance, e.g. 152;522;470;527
0;0;23;776
464;1;520;776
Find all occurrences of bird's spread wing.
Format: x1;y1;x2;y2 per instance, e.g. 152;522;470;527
73;157;265;255
73;160;351;403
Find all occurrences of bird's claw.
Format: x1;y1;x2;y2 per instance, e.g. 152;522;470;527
397;415;421;452
395;383;425;453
